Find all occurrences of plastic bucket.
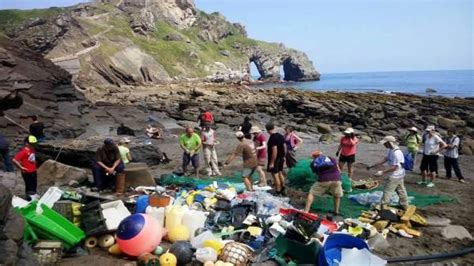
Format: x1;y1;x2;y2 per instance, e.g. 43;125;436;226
318;233;369;266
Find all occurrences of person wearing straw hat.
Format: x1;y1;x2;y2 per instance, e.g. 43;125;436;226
367;136;409;210
419;125;447;187
404;127;421;170
12;135;39;200
336;127;359;180
305;150;343;215
250;126;267;186
223;131;258;191
118;137;132;165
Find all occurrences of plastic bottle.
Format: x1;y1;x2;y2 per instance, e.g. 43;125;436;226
182;210;207;239
195;247;217;263
165;205;186;231
146;206;166;227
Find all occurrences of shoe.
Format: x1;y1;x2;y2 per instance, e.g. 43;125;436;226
426;182;435;188
214;172;222;176
416;181;427;185
207;172;213;176
459;179;465;183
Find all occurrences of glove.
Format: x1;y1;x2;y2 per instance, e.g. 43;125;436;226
375;171;384;177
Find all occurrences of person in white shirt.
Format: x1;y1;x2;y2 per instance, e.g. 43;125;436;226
367;136;408;210
201;125;221;176
419;125;447;188
443;129;465;183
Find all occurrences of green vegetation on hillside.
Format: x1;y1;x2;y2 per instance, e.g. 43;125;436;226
0;8;65;33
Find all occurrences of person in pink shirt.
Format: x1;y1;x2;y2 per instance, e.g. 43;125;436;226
336;128;359;180
251;126;267;186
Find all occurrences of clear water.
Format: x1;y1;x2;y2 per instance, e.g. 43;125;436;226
253;70;474;97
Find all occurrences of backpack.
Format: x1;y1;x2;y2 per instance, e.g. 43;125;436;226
448;136;463;155
394;148;413;171
310;155;335;172
202;111;213;122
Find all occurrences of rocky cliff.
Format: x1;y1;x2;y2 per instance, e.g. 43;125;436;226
0;0;320;89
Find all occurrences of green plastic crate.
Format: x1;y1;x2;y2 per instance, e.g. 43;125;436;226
16;202;85;249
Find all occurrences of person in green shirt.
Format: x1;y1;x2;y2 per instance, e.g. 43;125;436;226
405;127;421;170
118;138;132;164
180;127;202;177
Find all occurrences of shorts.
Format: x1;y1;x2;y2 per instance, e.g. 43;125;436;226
257;158;266;166
267;157;285;174
286;150;297;168
420;154;438;173
242;167;256;177
339;154;355;163
183;153;199;168
310;181;343;197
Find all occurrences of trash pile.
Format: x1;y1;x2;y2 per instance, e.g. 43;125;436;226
11;173;403;266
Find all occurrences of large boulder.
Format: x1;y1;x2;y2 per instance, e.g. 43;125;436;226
438;117;466;129
37;159;89;187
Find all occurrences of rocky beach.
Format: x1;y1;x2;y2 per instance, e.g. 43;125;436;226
1;0;473;264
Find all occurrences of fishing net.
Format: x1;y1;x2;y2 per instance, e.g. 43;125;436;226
287;159;352;192
158;171;259;191
287;159;456;217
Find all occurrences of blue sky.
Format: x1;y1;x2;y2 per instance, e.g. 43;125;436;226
1;0;472;73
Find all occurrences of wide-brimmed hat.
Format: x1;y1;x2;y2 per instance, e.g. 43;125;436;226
425;125;435;132
121;137;131;143
379;135;397;145
409;127;418;132
235;131;244;138
250;126;262;134
344;128;354;134
311;150;322;158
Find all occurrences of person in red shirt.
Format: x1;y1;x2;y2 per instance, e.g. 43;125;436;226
13;136;38;200
197;108;214;128
336;128;359;180
250;126;267;186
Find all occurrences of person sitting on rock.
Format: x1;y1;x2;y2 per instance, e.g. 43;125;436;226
367;136;409;210
305;151;343;215
180;126;202;177
0;133;14;172
419;125;447;188
336;128;358;180
146;124;162;139
239;116;252;139
118;137;132;165
117;123;135;136
92;138;125;194
29;115;45;142
12;136;39;200
223;131;258;191
405;127;421;170
284;126;303;170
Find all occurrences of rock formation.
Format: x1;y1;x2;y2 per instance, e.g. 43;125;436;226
0;0;319;87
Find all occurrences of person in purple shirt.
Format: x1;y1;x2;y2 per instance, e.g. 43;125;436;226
304;150;343;215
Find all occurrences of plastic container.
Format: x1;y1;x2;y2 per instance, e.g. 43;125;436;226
191;230;215;249
195;247;218;263
135;195;149;213
38;187;63;208
146;206;166;227
165;205;186;231
16;202;85;249
101;200;131;231
182;210;207;239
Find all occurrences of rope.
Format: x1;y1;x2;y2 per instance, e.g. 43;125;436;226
3;115;28;132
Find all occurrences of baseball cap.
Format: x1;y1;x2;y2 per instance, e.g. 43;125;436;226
27;135;37;144
344;128;354;134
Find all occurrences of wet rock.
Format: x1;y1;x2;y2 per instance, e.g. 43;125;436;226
319;134;333;143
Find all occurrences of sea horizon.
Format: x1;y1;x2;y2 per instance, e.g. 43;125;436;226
253;69;474;98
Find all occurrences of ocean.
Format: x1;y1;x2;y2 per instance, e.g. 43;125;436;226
253;70;474;98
